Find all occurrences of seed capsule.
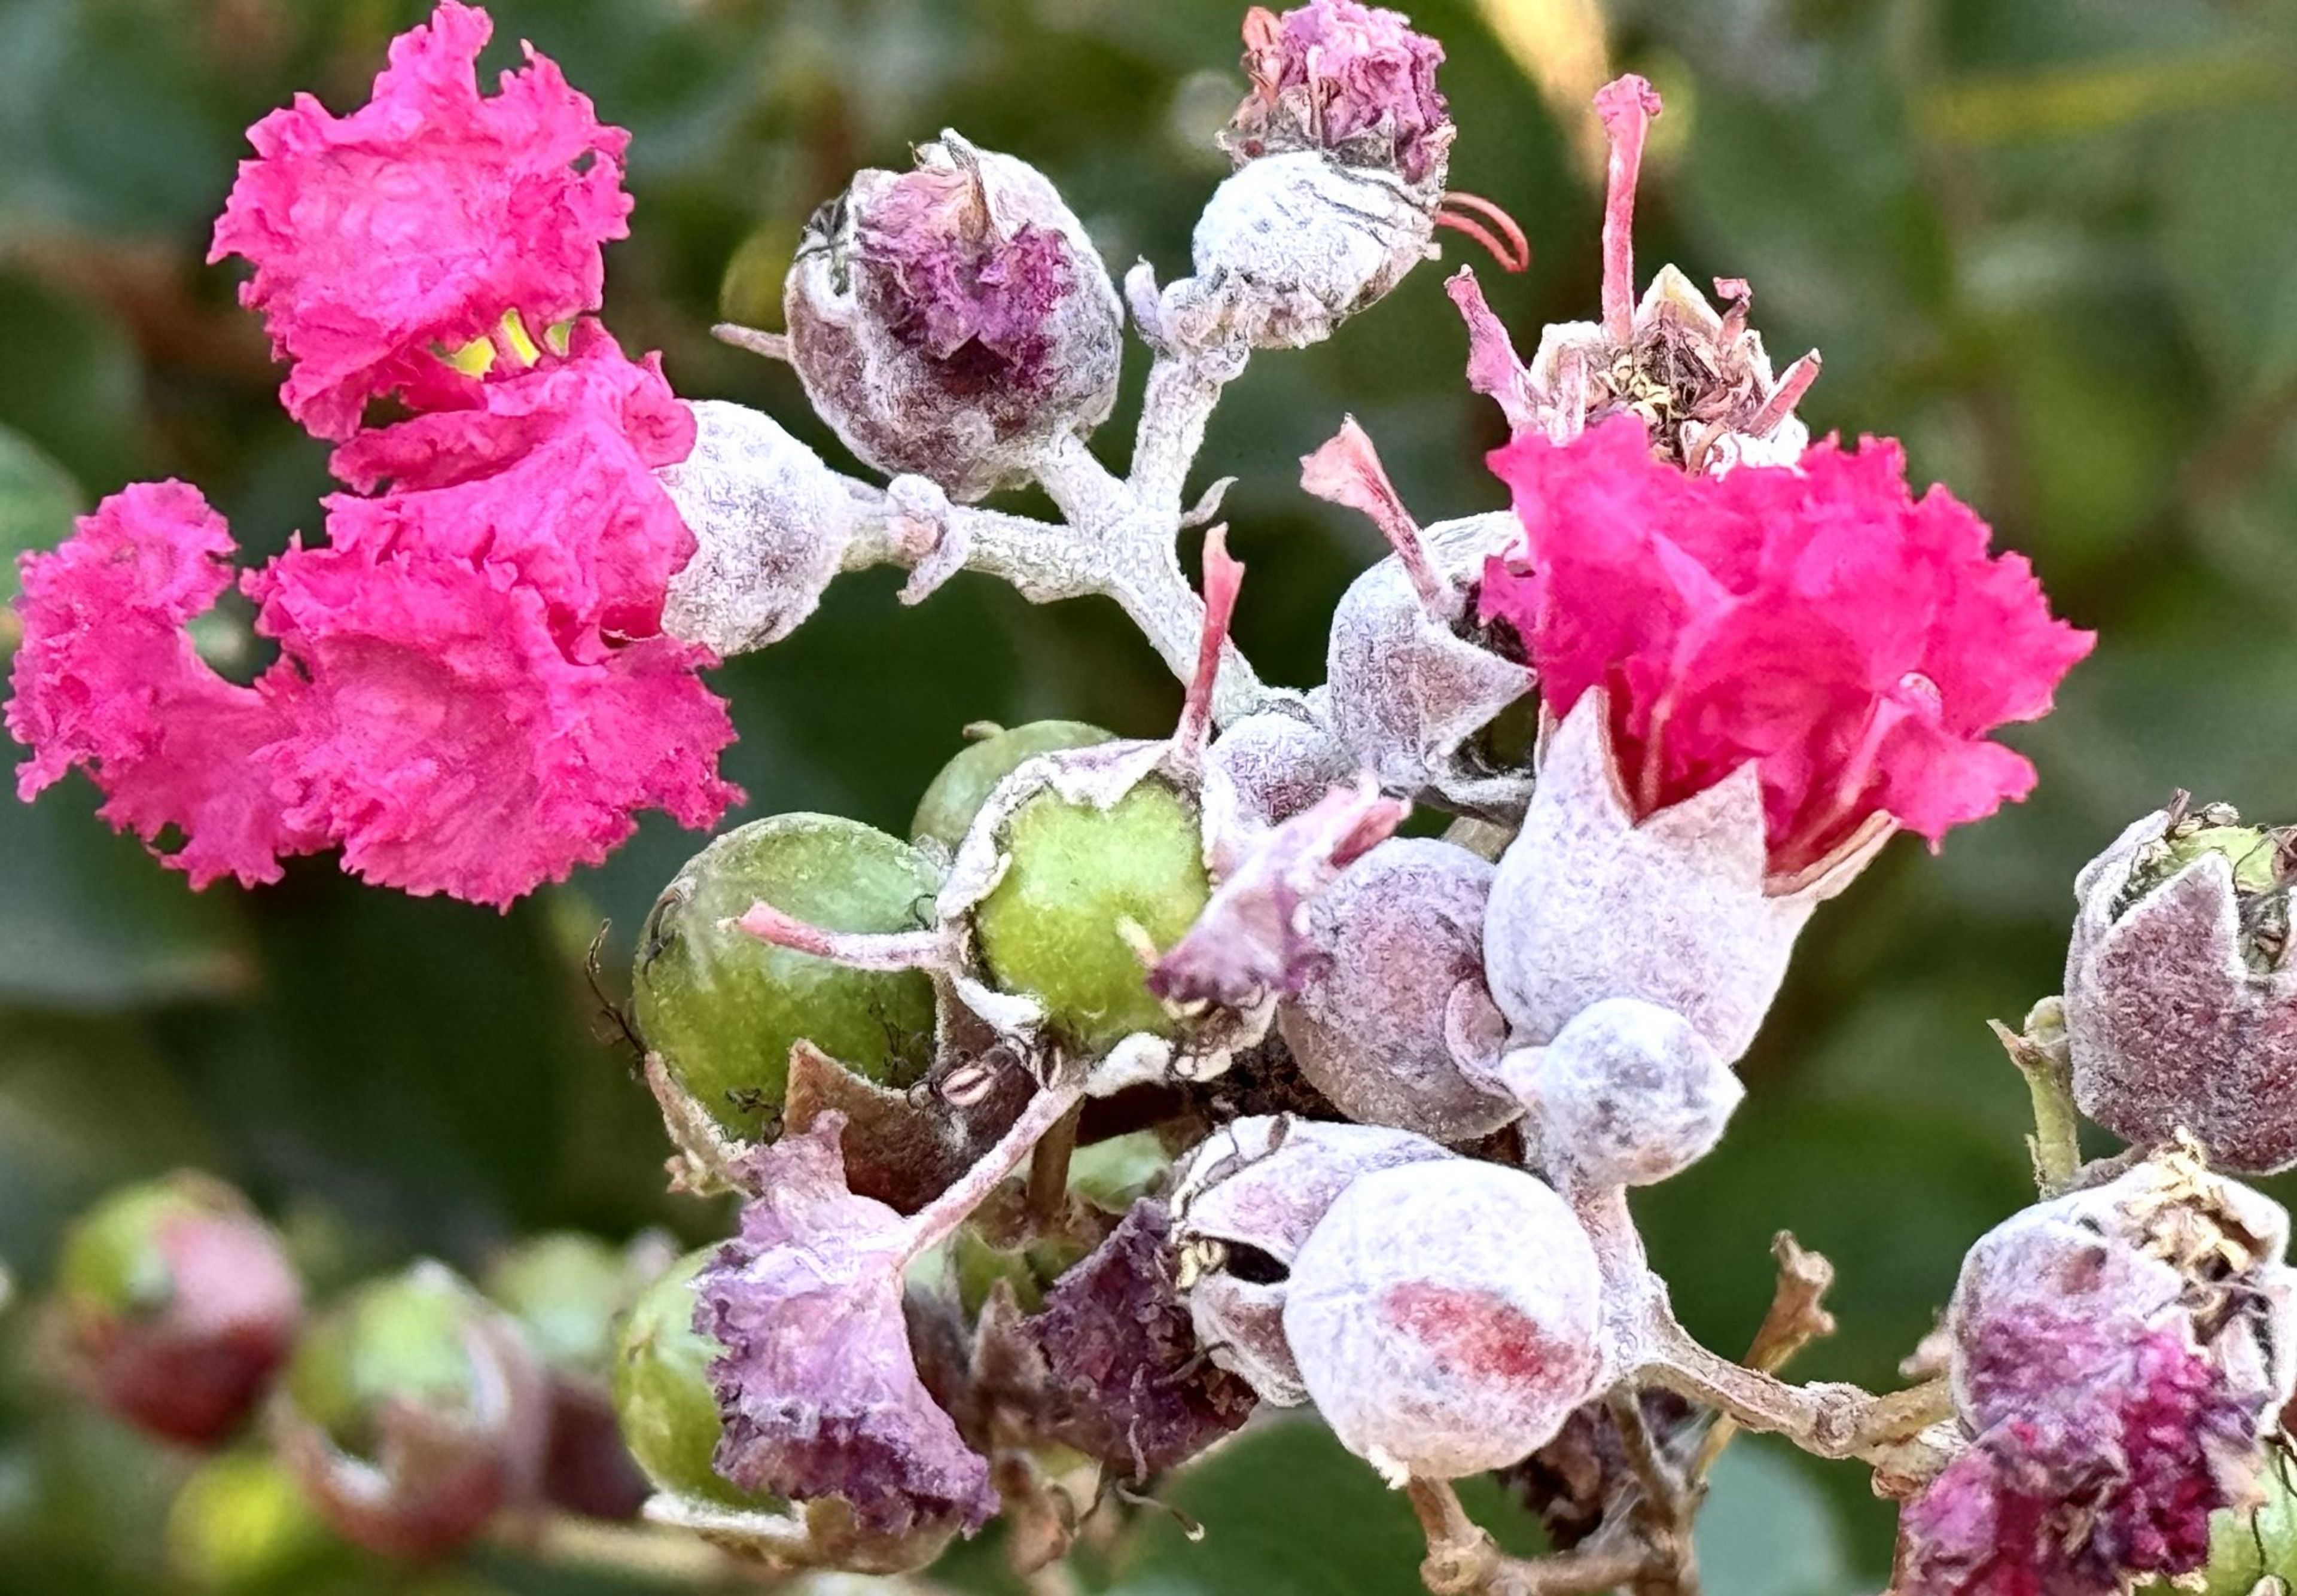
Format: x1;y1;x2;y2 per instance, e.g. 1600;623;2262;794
612;1248;781;1511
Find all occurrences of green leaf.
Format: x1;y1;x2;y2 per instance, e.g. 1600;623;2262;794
1697;1440;1857;1596
0;422;82;616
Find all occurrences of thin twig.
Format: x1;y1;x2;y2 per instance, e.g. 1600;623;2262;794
500;1510;764;1585
1992;998;2080;1196
1407;1476;1665;1596
1692;1233;1837;1480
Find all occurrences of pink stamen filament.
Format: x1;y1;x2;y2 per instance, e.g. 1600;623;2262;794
1173;524;1245;765
731;901;949;973
1300;417;1451;617
1748;351;1822;437
1594;75;1664;347
1435;191;1531;273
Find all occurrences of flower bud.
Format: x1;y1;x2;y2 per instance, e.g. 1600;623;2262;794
56;1172;302;1448
612;1248;781;1511
657;400;855;656
785;132;1122;501
485;1232;657;1520
1277;837;1515;1142
1324;509;1533;821
910;719;1112;851
2063;803;2297;1172
1495;997;1742;1189
1169;1115;1452;1405
273;1263;548;1558
1484;691;1883;1064
1897;1153;2296;1596
633;814;941;1141
1205;696;1358;830
1284;1159;1606;1481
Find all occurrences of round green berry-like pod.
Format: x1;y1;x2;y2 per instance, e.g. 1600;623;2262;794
973;779;1210;1053
611;1248;778;1510
633;814;942;1140
911;720;1112;849
482;1232;630;1384
285;1270;494;1460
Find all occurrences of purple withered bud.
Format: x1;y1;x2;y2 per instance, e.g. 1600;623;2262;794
1169;1114;1452;1405
1484;691;1887;1063
1897;1153;2296;1595
2064;802;2297;1172
1205;694;1360;831
1311;421;1533;819
1492;997;1742;1190
1277;836;1516;1143
989;1199;1257;1479
1284;1159;1606;1482
1150;778;1408;1010
1223;1;1453;185
786;133;1122;500
657;400;856;654
698;1114;999;1543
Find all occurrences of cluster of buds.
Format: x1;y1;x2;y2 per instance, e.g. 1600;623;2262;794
40;5;2297;1596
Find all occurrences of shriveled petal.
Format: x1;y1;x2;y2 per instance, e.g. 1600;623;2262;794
7;482;322;887
211;1;632;438
699;1115;998;1536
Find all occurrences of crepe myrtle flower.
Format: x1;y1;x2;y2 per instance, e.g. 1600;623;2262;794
785;135;1123;501
212;1;632;440
1448;75;1818;473
1475;415;2090;1061
1896;1152;2296;1596
2064;800;2297;1173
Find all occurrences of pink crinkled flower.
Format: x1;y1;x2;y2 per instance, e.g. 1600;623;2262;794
1229;0;1452;185
211;0;632;440
1479;415;2093;880
248;544;736;909
324;322;697;646
7;483;324;888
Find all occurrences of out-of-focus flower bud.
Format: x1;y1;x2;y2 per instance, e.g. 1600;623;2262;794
56;1172;302;1448
1169;1115;1452;1405
785;133;1122;501
1278;837;1515;1143
273;1263;548;1559
1484;692;1883;1064
166;1449;331;1590
633;814;942;1143
485;1232;661;1520
1492;997;1742;1189
1284;1159;1605;1481
657;400;855;655
612;1248;781;1512
1897;1152;2296;1596
2064;802;2297;1172
910;720;1113;852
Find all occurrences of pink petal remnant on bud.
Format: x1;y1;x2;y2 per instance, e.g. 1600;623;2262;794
1232;0;1452;184
699;1114;998;1536
1172;525;1246;770
1443;268;1538;436
1150;779;1408;1007
7;483;325;887
1301;416;1448;616
1480;415;2094;881
860;166;1077;397
1594;74;1663;346
211;1;632;439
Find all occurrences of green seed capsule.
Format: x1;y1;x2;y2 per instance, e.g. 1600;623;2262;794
285;1271;492;1460
633;815;941;1140
612;1249;776;1510
973;780;1210;1052
911;720;1112;849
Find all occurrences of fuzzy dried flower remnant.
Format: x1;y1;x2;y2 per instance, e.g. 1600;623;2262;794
211;0;632;439
1226;0;1453;185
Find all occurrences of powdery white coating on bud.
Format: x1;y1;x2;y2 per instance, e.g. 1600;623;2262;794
1170;1115;1452;1406
1900;1155;2297;1596
657;401;854;654
1326;510;1532;821
1279;837;1516;1143
1485;692;1886;1062
785;134;1122;500
2064;808;2297;1173
1206;698;1359;830
1496;997;1741;1188
1284;1159;1605;1482
1157;153;1435;351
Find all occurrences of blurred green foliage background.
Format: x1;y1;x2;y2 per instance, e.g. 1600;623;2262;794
4;0;2296;1590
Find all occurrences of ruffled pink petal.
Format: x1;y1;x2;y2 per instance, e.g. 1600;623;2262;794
1483;415;2092;875
323;324;697;644
7;482;321;888
247;544;737;911
210;1;632;440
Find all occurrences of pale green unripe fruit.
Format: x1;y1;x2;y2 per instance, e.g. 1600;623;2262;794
611;1249;777;1510
633;815;940;1140
285;1272;489;1459
973;780;1210;1053
911;720;1112;849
